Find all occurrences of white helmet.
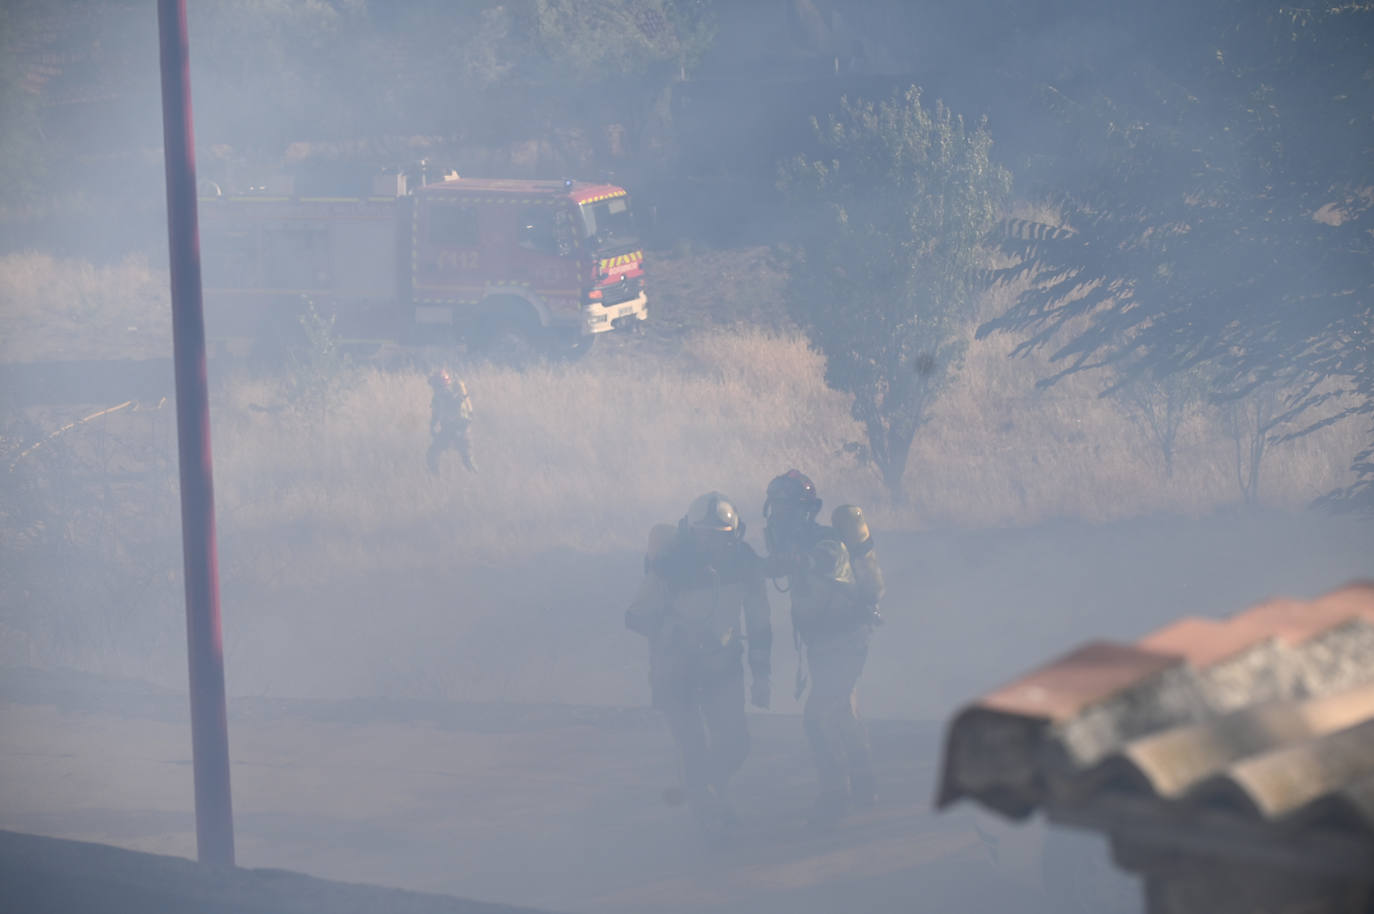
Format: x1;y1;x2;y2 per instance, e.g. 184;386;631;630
683;491;741;535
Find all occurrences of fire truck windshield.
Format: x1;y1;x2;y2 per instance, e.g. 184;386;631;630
579;196;638;250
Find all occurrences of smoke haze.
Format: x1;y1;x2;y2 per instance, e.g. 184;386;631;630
2;2;1371;912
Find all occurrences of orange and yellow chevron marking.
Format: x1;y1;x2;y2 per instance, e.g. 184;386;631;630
598;250;644;272
580;191;627;205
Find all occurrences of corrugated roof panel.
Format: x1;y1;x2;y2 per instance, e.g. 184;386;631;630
1101;709;1315;801
937;580;1374;863
1290;617;1374;698
935;708;1047;817
1231;592;1367;646
938;643;1187;814
1047;663;1210;773
1081;682;1374;801
1288;771;1374;836
978;641;1182;722
1130;583;1374;685
1189;717;1374;826
1138;616;1254;668
1310;580;1374;623
1190;636;1295;711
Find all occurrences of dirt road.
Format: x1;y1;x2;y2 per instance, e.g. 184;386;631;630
1;674;1072;914
3;507;1370;912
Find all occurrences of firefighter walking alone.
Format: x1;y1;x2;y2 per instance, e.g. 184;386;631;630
427;368;476;474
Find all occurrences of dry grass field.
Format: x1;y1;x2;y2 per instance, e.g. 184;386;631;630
0;248;1365;693
0;252;172;363
212;326;1362;565
0;251;1370;914
4;248;1357;530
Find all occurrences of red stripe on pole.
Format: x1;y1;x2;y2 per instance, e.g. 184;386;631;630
157;0;235;866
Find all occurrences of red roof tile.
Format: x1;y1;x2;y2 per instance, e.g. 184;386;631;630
979;641;1181;722
1137;616;1265;669
937;580;1374;858
1230;595;1362;645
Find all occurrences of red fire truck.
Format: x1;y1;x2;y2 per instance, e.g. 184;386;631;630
198;172;648;359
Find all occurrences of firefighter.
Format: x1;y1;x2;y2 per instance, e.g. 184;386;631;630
625;493;772;834
427;369;476;474
762;469;885;828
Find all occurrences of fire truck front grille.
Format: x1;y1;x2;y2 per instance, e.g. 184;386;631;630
602;276;642;306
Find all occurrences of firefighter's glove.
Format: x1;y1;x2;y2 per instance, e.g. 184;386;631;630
751;679;771;710
858;603;884;627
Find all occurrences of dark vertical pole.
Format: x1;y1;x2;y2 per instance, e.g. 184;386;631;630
157;0;235;866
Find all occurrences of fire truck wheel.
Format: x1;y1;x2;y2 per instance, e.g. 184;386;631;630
474;319;540;368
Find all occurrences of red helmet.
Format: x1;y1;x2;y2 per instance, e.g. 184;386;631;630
764;469;821;522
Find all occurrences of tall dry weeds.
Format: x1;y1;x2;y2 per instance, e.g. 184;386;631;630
1;251;1364;686
4;249;1362;565
206;323;1362;574
0;252;170;362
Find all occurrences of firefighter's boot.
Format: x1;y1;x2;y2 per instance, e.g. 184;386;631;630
691;784;736;838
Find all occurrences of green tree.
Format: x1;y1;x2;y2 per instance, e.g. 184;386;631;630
285;299;357;415
533;0;715;83
779;87;1011;499
528;0;717;166
978;1;1374;511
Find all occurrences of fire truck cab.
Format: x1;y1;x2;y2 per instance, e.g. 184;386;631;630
199;172;648;359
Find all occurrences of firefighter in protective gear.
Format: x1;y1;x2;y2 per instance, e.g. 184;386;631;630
763;469;885;828
625;493;772;833
427;369;476;474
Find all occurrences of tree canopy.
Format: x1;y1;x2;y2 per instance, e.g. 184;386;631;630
780;87;1011;499
978;1;1374;511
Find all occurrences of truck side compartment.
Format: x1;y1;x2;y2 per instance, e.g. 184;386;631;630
198;173;649;358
